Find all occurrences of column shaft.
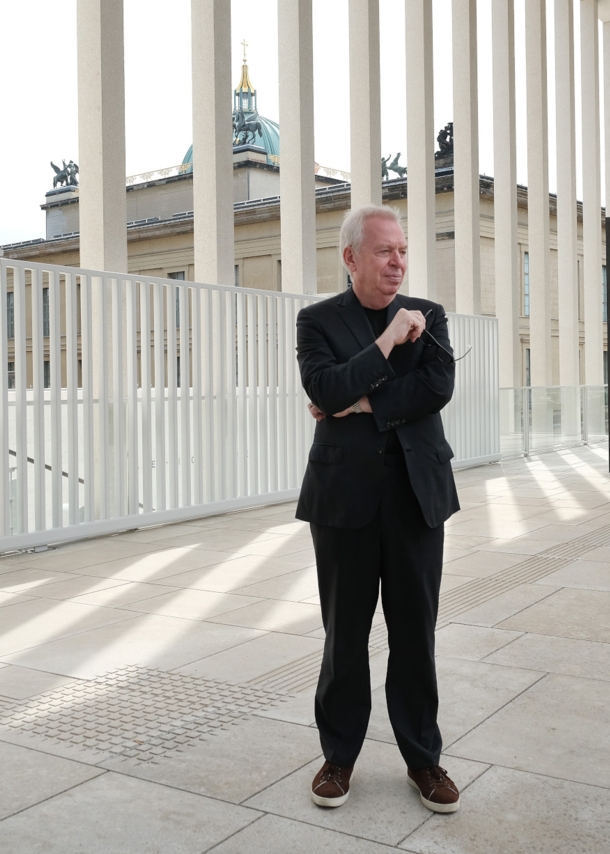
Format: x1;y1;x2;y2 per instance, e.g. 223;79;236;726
191;0;234;286
492;0;520;388
555;0;580;385
77;0;127;273
525;0;553;385
603;18;610;377
278;0;317;293
349;0;382;209
405;0;436;300
581;0;604;383
453;0;481;315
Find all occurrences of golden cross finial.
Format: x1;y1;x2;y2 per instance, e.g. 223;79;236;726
241;39;248;62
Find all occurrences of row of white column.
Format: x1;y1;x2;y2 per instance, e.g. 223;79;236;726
76;0;607;385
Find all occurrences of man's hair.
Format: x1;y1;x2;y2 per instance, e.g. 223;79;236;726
339;205;403;270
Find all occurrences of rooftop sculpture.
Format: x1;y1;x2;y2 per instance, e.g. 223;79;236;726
51;160;79;188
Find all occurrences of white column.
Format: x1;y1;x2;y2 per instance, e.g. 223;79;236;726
191;0;234;286
602;9;610;349
453;0;481;315
278;0;317;294
492;0;520;388
77;0;127;273
405;0;436;300
581;0;604;383
349;0;382;209
525;0;553;385
554;0;580;386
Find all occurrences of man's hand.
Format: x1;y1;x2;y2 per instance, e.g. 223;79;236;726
308;396;372;420
308;402;326;421
376;308;426;359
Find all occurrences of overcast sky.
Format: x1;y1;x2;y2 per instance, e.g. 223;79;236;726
0;0;603;246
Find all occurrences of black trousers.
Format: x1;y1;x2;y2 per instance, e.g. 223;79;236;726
310;455;444;770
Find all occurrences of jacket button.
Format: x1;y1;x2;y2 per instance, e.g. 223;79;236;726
378;447;384;454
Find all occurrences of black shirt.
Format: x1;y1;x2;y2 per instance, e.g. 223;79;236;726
362;304;402;454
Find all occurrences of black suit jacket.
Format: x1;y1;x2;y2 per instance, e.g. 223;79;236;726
295;288;460;529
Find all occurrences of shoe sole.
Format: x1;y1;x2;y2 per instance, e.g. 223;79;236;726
311;790;349;808
407;775;460;814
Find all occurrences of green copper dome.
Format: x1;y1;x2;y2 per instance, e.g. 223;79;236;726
182;56;280;171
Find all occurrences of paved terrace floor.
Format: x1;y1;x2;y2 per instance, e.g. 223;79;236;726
0;445;609;853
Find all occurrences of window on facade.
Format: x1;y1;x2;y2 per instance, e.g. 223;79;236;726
604;351;608;386
43;360;51;389
277;259;282;291
7;292;14;339
7;361;15;389
602;265;607;323
234;264;240;287
42;287;50;337
523;252;530;317
176;356;181;389
525;348;531;387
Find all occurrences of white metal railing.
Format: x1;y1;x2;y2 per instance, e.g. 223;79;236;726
500;385;608;458
0;258;320;551
1;258;500;552
442;314;500;468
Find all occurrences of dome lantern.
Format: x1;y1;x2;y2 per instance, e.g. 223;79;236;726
234;39;257;114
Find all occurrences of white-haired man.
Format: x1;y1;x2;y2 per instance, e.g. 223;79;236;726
296;205;461;813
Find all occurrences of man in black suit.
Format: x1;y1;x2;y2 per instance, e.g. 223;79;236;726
295;205;461;814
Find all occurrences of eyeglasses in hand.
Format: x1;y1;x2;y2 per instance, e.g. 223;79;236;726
421;310;472;365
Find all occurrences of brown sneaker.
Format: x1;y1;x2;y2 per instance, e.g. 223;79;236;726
311;760;354;808
407;765;460;813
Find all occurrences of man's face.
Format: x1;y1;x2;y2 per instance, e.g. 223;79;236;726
344;216;407;308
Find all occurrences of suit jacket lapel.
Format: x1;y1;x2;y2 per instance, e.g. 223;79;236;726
336;288;376;350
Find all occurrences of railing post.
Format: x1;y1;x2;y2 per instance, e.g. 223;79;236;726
523;386;530;456
582;385;589;445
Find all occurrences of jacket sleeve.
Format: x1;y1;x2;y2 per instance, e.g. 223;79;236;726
369;306;456;431
296;307;396;415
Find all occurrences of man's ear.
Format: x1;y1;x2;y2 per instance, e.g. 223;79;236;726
343;246;357;273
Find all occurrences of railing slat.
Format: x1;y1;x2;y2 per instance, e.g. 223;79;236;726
31;268;45;530
166;283;178;509
247;293;258;494
179;284;191;507
111;277;125;517
13;265;28;533
257;295;268;495
126;277;139;515
65;272;79;525
153;281;166;511
48;270;64;528
139;281;153;512
81;273;95;520
203;287;215;502
97;277;109;519
0;263;9;536
191;288;203;506
236;290;248;497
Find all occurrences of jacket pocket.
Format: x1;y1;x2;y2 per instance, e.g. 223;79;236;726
436;440;454;464
309;444;343;465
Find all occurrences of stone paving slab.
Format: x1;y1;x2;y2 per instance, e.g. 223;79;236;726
448;672;610;788
0;740;103;820
402;766;610;854
0;772;260;853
